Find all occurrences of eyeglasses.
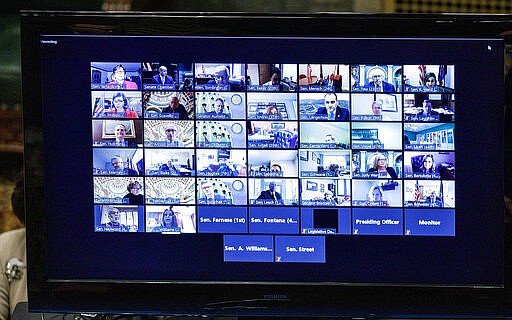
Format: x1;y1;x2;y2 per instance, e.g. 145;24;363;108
165;129;176;132
372;75;383;78
325;100;337;104
214;74;227;80
378;158;387;161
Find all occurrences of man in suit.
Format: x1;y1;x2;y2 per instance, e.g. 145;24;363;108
315;93;350;121
363;68;395;92
257;182;284;204
163;124;185;147
198;180;228;204
161;96;189;120
111;156;137;175
152;66;176;88
204;97;230;119
426;191;443;207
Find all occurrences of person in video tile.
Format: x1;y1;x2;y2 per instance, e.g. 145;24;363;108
160;207;179;229
419;154;436;173
105;64;138;90
365;184;390;207
315;93;350;120
110;156;137;175
206;65;243;91
414;100;438;119
425;191;443;206
108;92;139;118
368;152;398;179
102;207;129;230
204;97;230;119
163;124;185;147
199;180;227;203
123;181;144;205
257;182;283;204
363;68;395;93
323;190;338;206
152;66;176;87
161;96;189;120
263;67;291;91
111;123;136;147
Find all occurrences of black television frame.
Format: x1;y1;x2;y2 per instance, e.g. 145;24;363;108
21;11;512;318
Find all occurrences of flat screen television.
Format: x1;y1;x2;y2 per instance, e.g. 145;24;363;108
21;11;511;318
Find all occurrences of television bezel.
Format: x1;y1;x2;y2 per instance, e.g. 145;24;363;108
21;11;512;317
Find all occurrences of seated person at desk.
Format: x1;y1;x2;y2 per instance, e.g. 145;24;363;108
315;93;350;120
180;78;193;91
413;98;455;122
163;124;185;147
207;65;244;91
205;97;230;119
366;184;390;207
102;92;139;118
418;154;436;173
105;64;138;90
216;159;238;176
423;73;438;91
111;123;136;147
368;152;398;179
158;208;179;230
372;100;383;116
123;181;144;205
161;96;189;120
371;100;391;120
423;72;453;92
363;68;395;92
425;191;443;206
199;180;228;203
263;67;291;91
257;182;284;204
325;134;336;144
270;164;282;172
159;161;181;175
323;190;338;205
102;207;129;230
155;207;195;233
111;156;137;175
152;66;175;87
415;100;437;119
265;104;283;119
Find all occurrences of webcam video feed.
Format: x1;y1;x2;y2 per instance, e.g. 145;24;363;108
91;61;457;244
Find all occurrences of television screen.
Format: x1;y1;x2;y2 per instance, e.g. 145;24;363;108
21;12;509;317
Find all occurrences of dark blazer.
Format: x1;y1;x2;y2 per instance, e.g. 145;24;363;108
257;190;282;200
161;104;189;120
363;81;396;92
369;167;398;179
152;74;175;85
315;106;350;121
